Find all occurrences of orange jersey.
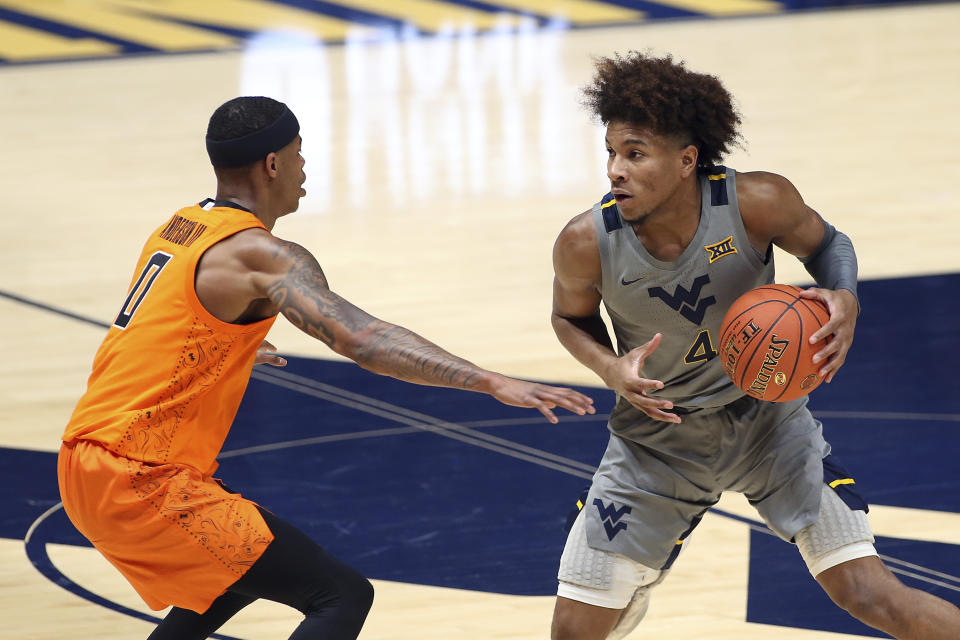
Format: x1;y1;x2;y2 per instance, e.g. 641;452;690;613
63;201;277;476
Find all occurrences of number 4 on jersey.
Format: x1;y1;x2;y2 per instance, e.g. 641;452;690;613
684;329;718;365
113;251;173;329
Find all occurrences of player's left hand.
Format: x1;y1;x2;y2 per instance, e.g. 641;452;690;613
255;340;288;367
798;287;858;383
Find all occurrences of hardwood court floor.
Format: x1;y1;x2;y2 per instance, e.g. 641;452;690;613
1;3;959;639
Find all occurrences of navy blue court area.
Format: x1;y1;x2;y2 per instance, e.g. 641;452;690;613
4;271;960;636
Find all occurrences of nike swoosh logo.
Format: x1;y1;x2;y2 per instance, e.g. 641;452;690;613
621;276;643;286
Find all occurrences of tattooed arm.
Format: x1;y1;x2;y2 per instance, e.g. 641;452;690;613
263;239;486;388
237;231;594;422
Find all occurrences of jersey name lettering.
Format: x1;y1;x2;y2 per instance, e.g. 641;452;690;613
159;215;208;247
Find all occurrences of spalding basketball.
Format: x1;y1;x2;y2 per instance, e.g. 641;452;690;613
718;284;831;402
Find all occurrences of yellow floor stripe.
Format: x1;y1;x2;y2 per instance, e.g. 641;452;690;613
0;20;118;61
109;0;364;42
481;0;643;25
644;0;781;16
0;0;236;51
330;0;520;31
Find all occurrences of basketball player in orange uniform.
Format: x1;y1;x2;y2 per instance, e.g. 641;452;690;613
58;96;595;640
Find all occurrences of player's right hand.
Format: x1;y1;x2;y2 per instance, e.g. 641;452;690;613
604;333;680;424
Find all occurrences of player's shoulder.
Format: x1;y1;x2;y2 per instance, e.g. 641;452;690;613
736;170;811;242
553;208;601;281
205;227;293;272
556;208;596;243
211;226;276;255
554;208;598;255
736;171;803;210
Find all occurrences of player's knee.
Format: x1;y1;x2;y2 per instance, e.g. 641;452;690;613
839;588;913;632
325;575;374;638
832;587;887;622
822;566;902;624
338;573;374;617
304;570;374;621
353;576;375;614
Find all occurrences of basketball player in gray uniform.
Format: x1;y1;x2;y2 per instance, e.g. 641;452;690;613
549;52;960;640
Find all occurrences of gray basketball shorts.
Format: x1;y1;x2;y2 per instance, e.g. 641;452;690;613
557;472;876;608
582;395;831;569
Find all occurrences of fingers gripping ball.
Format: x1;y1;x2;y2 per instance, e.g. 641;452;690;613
719;284;830;402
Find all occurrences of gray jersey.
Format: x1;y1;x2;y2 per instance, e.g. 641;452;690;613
577;167;829;569
594;167;774;423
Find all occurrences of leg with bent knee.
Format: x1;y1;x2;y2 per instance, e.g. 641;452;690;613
145;506;373;640
818;556;960;640
229;507;374;640
552;580;655;640
551;509;663;640
797;485;960;639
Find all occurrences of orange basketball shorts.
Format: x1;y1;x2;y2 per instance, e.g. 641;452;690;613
57;440;274;613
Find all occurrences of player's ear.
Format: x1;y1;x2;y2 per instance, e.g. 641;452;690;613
679;144;698;177
264;152;279;178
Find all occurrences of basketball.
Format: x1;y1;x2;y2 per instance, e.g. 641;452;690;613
718;284;831;402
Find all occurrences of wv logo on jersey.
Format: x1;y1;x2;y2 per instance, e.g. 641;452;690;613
594;499;631;541
648;274;716;325
704;236;738;263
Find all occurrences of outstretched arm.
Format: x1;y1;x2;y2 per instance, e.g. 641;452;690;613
249;234;594;422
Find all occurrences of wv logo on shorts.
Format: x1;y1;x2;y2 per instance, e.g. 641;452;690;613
648;274;716;325
594;499;631;541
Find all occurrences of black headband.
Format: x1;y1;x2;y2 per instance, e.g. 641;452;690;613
206;106;300;168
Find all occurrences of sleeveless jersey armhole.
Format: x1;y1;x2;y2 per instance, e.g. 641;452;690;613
184;225;276;335
725;169;770;271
